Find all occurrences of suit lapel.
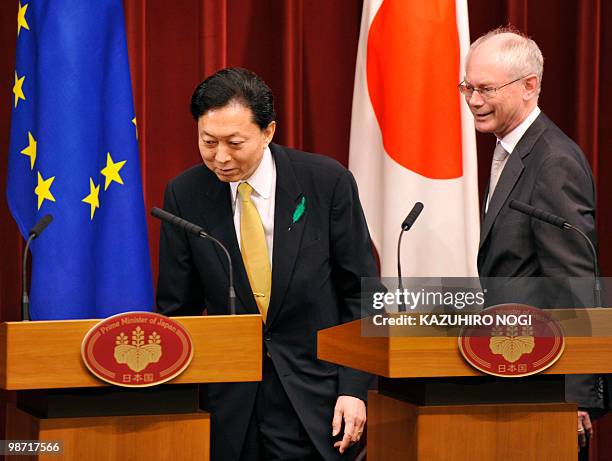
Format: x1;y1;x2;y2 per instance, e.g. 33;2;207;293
479;113;549;249
479;155;524;247
480;182;489;223
199;178;259;314
265;144;305;328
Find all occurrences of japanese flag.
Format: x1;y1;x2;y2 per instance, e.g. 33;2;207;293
349;0;479;277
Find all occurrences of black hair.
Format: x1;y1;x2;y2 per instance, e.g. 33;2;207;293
190;67;275;130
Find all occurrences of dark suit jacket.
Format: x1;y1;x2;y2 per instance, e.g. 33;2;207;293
477;112;602;408
157;143;378;460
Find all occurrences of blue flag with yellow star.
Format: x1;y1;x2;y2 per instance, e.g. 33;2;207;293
7;0;153;319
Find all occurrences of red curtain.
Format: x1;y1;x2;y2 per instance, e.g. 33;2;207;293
1;0;611;456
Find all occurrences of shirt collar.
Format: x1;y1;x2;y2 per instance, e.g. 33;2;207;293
230;146;274;202
498;106;541;154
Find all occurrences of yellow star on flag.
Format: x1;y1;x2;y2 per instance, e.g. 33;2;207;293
17;2;30;36
82;177;101;220
20;131;37;170
100;152;126;190
132;117;138;140
35;171;56;210
13;72;26;108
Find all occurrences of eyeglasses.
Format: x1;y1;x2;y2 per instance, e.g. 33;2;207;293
458;76;526;99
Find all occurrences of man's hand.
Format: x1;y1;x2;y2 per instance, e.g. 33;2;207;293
332;395;366;454
578;410;593;449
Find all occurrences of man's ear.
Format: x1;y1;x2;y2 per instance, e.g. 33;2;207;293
523;74;539;100
264;121;276;145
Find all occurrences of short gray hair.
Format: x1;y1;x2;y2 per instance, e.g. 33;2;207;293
468;27;544;90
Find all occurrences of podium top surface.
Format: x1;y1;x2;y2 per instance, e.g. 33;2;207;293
317;309;612;378
0;315;262;390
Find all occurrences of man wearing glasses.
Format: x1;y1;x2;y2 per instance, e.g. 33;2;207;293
460;27;601;455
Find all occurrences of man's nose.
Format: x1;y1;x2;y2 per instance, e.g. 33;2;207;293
466;90;485;107
214;147;231;163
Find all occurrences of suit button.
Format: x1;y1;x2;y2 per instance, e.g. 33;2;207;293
266;351;271;358
264;335;271;341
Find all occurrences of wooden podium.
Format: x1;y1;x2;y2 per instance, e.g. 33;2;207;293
318;309;612;461
1;314;262;460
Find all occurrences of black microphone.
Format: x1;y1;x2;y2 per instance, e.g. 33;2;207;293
30;214;53;237
397;202;424;311
151;207;236;315
509;200;601;307
401;202;424;231
22;214;53;321
509;200;566;229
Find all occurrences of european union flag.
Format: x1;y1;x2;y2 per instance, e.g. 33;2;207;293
7;0;153;319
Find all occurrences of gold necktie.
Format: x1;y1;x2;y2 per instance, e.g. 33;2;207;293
237;182;271;322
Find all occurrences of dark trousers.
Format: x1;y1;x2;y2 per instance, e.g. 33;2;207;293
240;356;324;461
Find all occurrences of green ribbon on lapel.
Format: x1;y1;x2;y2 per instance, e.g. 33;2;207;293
292;196;306;225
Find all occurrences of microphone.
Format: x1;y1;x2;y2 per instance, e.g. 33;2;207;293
509;200;601;307
151;207;236;314
397;202;424;311
30;214;53;237
508;200;566;229
22;214;53;321
402;202;424;231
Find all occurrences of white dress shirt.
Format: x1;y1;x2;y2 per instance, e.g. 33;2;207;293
230;147;276;267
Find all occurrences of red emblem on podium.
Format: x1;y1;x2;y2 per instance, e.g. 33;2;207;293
81;312;193;387
458;305;564;377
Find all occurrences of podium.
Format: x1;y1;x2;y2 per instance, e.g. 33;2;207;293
318;309;612;461
1;314;262;460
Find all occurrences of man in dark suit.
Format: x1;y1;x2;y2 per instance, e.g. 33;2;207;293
460;28;601;451
157;67;378;460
